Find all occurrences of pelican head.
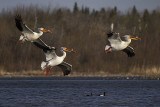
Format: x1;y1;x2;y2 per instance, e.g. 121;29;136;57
124;35;141;40
61;47;76;53
39;28;52;34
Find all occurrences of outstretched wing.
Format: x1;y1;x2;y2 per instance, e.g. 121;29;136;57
33;38;55;51
44;49;57;61
107;32;122;44
122;46;135;57
15;15;34;34
57;61;72;76
33;38;56;61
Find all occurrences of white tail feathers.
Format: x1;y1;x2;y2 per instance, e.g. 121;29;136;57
19;35;26;43
105;45;112;53
41;61;47;70
19;35;24;41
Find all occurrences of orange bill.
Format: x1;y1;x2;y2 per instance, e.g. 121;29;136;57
63;48;76;53
129;35;141;40
41;28;52;34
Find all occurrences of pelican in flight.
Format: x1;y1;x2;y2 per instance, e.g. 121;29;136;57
33;39;75;76
15;15;52;43
105;32;141;57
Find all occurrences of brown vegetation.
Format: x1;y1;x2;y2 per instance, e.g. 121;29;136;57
0;4;160;77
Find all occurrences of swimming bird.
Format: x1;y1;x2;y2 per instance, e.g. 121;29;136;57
33;38;75;76
15;15;52;43
98;92;106;96
86;93;93;96
105;31;141;57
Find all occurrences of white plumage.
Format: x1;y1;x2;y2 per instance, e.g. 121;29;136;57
15;15;52;43
33;38;75;76
105;32;140;57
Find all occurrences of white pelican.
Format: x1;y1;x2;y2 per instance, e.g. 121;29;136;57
105;32;140;57
15;15;52;43
33;38;75;76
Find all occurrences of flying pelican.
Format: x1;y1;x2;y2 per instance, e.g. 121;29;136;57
105;32;140;57
15;15;52;43
33;38;75;76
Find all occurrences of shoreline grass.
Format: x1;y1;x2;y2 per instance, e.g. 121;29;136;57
0;67;160;79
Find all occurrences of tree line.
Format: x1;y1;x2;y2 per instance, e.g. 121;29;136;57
0;3;160;76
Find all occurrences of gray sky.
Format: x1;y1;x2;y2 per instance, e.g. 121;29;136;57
0;0;160;13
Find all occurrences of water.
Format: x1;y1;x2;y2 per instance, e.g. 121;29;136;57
0;77;160;107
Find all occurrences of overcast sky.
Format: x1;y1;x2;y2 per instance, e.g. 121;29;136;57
0;0;160;13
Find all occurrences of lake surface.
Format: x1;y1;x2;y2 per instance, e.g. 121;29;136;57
0;77;160;107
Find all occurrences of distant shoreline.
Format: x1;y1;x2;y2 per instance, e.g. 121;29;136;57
0;70;160;80
0;76;159;80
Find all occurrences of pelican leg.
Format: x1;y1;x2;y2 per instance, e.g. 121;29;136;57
105;47;112;54
43;65;48;73
106;51;111;54
19;38;25;43
105;47;111;52
46;67;52;76
19;40;22;43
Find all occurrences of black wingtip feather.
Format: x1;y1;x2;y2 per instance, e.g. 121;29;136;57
15;14;23;31
122;46;135;57
58;62;72;76
107;32;113;38
63;70;71;76
127;52;135;57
